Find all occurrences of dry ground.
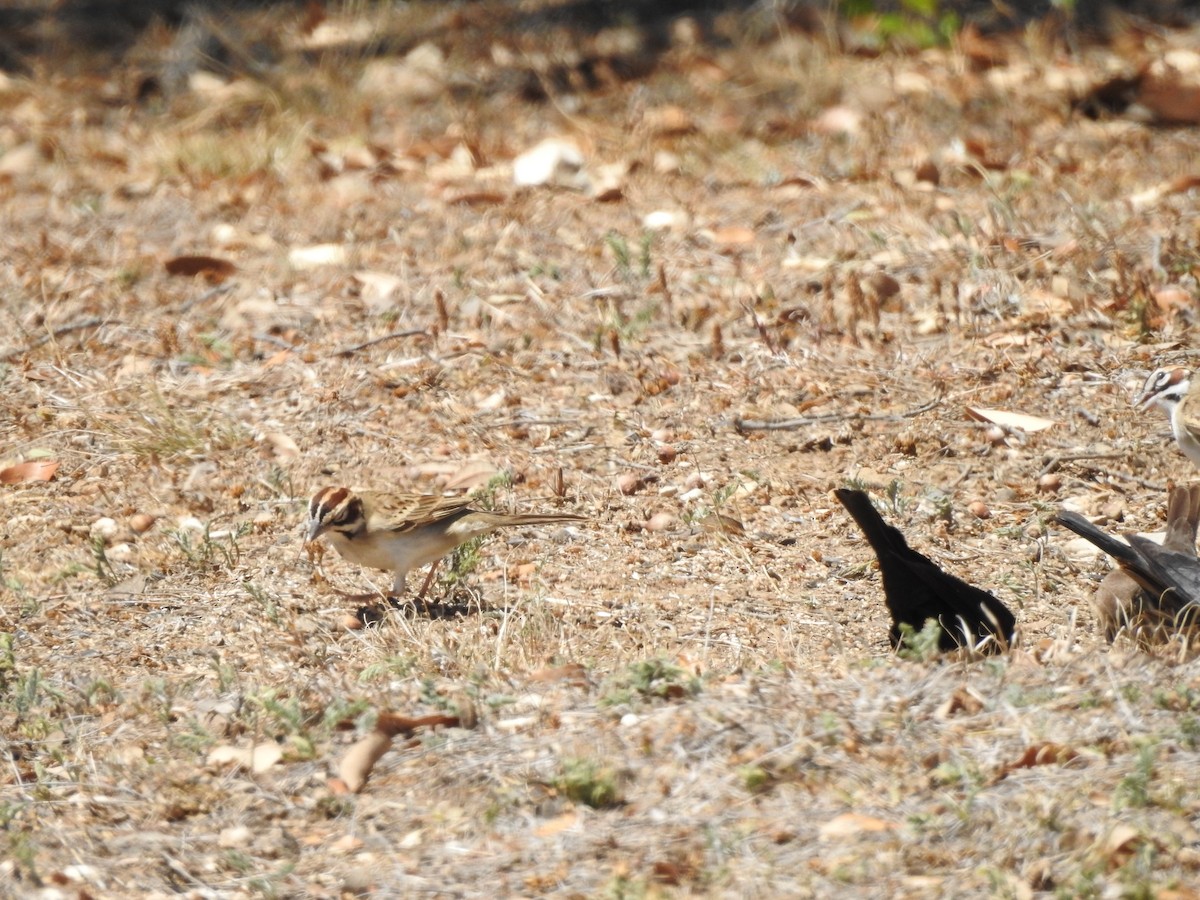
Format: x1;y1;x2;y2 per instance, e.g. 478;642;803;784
4;3;1200;897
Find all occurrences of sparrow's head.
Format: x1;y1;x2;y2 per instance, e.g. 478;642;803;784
307;487;365;542
1137;366;1191;415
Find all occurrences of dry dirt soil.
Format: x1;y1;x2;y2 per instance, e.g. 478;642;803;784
5;3;1200;898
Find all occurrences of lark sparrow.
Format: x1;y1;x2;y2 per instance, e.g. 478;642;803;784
1090;484;1200;641
1058;491;1200;641
306;486;585;597
1137;366;1200;466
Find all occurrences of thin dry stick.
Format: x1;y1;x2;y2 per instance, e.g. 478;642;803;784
331;329;428;357
1096;469;1166;491
490;417;582;427
1038;451;1127;477
0;317;109;361
177;283;235;315
733;396;940;432
742;302;777;354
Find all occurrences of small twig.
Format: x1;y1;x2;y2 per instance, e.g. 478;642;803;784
160;854;205;889
253;332;296;350
603;458;660;473
741;301;777;354
1092;469;1166;492
330;329;428;358
489;417;582;428
733;396;941;432
176;282;235;315
1039;451;1127;478
531;443;597;455
0;317;109;361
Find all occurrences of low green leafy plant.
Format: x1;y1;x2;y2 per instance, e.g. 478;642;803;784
554;757;622;809
895;618;944;662
600;658;700;707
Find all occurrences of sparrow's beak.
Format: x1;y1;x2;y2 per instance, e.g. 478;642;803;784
306;519;324;542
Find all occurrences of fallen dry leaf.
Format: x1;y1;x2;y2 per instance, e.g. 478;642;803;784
995;742;1079;780
0;459;59;484
935;687;984;719
262;431;300;461
352;270;404;312
812;104;863;136
444;459;500;490
1154;286;1194;315
1128;174;1200;211
337;712;461;793
701;226;756;248
697;513;745;536
965;408;1056;433
375;713;460;737
819;813;899;839
1137;66;1200;124
1102;824;1143;869
207;741;284;774
338;730;393;794
164;255;236;281
288;243;348;268
0;143;39;176
528;663;589;684
512;138;587;190
445;190;507;207
643;105;694;136
533;811;579;838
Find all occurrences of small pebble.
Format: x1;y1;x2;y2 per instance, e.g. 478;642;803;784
967;500;990;519
90;517;119;542
1037;473;1062;494
129;513;156;534
984;426;1006;446
617;473;641;495
219;825;252;849
646;512;675;532
107;542;134;562
656;444;677;464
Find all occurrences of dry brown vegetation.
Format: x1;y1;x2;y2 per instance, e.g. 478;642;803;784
5;2;1200;897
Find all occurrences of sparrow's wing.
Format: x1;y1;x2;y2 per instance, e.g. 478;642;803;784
362;493;476;535
1124;535;1200;616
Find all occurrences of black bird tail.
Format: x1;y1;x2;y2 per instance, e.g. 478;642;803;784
834;488;907;554
1055;510;1142;568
